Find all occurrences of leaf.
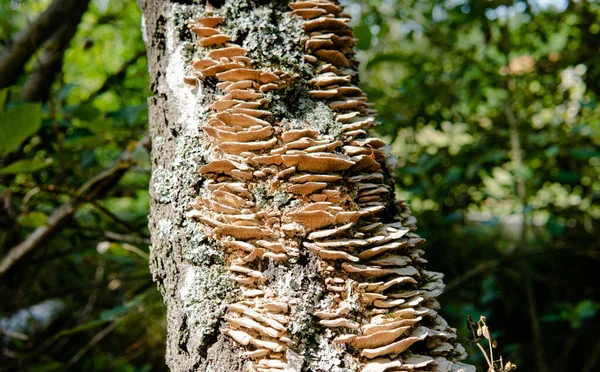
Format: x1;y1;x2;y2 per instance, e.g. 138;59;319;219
354;22;372;50
545;145;560;157
0;87;7;113
17;212;48;228
72;104;101;121
53;319;107;338
100;293;146;321
569;147;600;160
56;83;76;101
108;103;147;125
0;158;53;174
571;300;600;329
551;170;581;184
0;103;42;157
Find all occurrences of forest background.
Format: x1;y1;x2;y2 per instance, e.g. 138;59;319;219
0;0;598;371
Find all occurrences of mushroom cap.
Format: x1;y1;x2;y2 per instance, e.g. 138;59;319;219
314;49;350;67
292;8;327;20
190;26;220;37
196;16;225;28
282;153;355;172
199;34;230;47
208;46;249;60
217;68;262;82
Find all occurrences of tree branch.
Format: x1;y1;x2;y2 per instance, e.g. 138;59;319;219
20;0;91;101
82;50;147;104
0;136;150;279
0;0;90;89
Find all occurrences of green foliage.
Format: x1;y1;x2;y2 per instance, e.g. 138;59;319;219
0;0;159;371
0;103;42;157
542;300;600;330
349;0;599;370
0;158;53;175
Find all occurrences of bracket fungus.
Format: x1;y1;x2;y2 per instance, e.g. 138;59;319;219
184;2;472;371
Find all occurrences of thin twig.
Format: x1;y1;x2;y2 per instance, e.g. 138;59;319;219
91;201;150;239
66;320;119;366
0;136;150;278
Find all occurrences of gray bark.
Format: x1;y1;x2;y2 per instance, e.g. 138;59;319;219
140;1;474;371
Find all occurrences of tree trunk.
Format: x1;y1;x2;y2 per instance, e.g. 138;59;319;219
139;1;475;371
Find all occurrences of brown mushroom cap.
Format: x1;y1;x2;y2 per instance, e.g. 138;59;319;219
304;18;348;32
199;34;230;47
314;49;350;67
289;1;343;14
197;16;225;28
190;26;220;37
292;8;327;20
209;46;249;60
217;68;263;82
282;153;355;172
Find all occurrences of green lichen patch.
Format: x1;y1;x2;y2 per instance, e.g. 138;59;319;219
172;3;209;42
218;0;309;74
269;87;343;139
303;100;342;138
153;168;173;204
273;190;292;209
183;221;224;266
157;219;173;237
180;264;235;346
308;335;359;372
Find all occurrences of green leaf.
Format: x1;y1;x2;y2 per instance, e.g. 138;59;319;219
545;145;560;157
53;319;107;338
17;212;48;228
0;158;53;174
571;300;600;329
100;293;146;321
72;104;101;121
354;22;372;50
0;103;42;157
0;87;8;113
570;147;600;160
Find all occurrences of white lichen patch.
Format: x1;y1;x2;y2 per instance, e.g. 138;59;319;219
167;5;206;133
308;334;357;372
154;135;165;148
152;168;173;204
304;101;341;138
157;219;173;238
219;1;309;74
183;221;224;266
180;265;234;345
274;94;342;139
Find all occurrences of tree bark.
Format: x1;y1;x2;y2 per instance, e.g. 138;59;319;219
140;1;474;371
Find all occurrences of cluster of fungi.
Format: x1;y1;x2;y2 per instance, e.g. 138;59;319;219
184;1;468;371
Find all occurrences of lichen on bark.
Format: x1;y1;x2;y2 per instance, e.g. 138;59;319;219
140;0;475;371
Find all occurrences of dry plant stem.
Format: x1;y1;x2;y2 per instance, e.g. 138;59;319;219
471;316;517;372
475;341;493;371
581;339;600;372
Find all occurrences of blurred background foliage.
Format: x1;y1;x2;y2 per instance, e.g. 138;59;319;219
0;0;598;371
